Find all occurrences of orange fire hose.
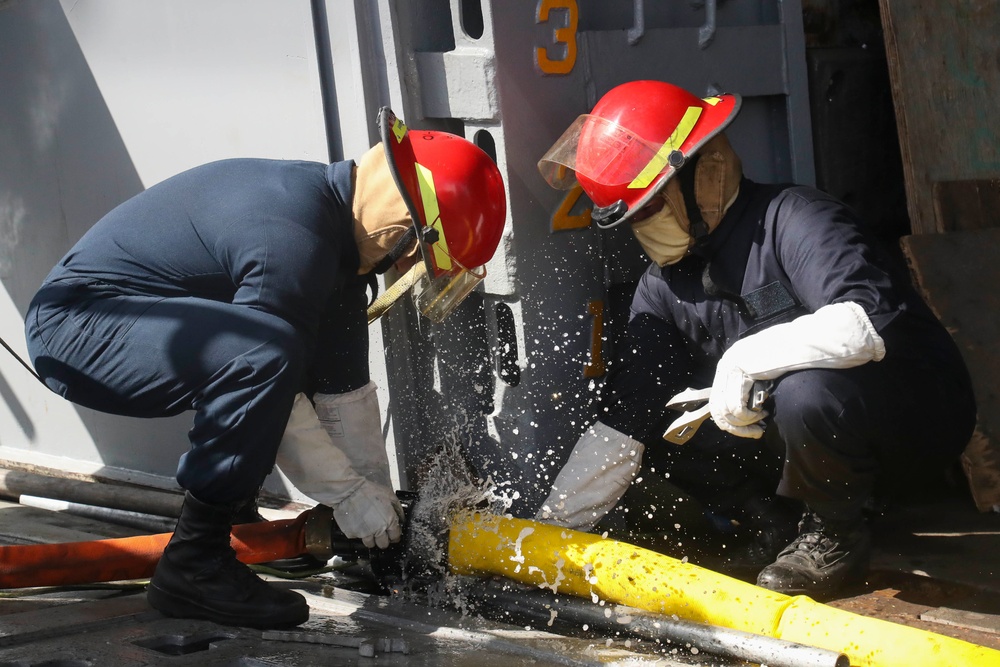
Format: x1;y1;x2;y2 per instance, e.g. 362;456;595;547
0;505;334;589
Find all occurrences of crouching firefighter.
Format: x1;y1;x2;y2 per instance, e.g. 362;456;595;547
533;80;975;597
24;108;507;628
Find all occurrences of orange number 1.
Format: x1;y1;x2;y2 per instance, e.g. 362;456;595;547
584;300;606;378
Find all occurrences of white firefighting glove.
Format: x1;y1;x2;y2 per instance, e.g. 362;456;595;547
313;382;393;489
275;393;404;549
710;301;886;439
534;421;645;532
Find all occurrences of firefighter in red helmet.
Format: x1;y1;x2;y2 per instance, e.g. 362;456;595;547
25;107;506;628
536;80;975;598
378;108;507;321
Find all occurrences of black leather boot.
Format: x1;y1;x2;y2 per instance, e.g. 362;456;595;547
755;509;871;598
231;493;327;574
232;495;266;525
734;496;802;568
147;491;309;628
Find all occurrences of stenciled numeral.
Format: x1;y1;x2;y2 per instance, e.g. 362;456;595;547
535;0;578;75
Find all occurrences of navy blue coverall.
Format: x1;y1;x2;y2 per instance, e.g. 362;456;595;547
597;179;976;520
25;158;370;504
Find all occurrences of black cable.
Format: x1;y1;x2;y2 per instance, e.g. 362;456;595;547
0;334;43;384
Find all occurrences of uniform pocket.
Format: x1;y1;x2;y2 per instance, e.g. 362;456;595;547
68;290;166;342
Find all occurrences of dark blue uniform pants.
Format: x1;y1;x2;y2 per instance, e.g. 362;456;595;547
600;314;975;521
25;281;305;504
768;354;975;519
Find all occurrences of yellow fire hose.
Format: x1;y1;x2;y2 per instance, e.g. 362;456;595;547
448;511;1000;667
367;261;427;324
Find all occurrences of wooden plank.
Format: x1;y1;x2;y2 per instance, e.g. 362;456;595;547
933;180;1000;232
901;230;1000;510
920;607;1000;636
878;1;1000;234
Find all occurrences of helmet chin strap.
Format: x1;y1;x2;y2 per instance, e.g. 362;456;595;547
364;225;421;307
681;150;752;317
675;153;709;245
592;152;708;235
370;224;439;276
363;224;438;315
371;225;418;276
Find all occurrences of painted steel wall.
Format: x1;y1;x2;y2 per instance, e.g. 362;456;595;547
372;0;814;515
0;0;343;497
0;0;812;513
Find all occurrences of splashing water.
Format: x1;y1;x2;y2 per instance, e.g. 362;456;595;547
396;407;515;615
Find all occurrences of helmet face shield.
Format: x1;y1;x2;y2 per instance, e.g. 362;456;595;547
538;114;680;192
537;82;741;228
413;259;486;323
377;106;507;322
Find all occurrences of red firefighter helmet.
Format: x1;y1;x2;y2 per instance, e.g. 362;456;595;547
379;107;507;321
538;80;741;228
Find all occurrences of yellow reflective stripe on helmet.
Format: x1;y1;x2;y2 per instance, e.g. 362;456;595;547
703;96;722;106
415;163;452;271
392;117;407;142
628;106;703;189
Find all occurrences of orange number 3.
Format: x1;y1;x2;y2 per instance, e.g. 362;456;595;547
536;0;578;75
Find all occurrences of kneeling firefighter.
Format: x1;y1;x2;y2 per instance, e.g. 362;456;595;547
24;108;506;628
534;80;975;597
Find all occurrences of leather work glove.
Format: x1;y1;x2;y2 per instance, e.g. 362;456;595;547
313;382;394;489
710;366;770;439
710;301;885;438
332;479;405;549
534;421;645;532
275;392;404;549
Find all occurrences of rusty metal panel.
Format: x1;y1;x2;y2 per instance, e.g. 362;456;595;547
879;0;1000;234
901;229;1000;511
933;180;1000;233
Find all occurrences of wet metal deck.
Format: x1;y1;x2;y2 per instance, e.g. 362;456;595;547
0;500;721;666
1;495;999;665
0;587;695;666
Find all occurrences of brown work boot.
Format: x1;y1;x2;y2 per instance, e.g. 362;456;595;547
755;510;871;598
147;492;309;629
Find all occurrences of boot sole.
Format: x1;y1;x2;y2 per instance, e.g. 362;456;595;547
757;566;868;599
147;583;309;629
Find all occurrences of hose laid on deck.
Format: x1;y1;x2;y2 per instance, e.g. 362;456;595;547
448;511;1000;667
2;497;996;667
0;505;333;588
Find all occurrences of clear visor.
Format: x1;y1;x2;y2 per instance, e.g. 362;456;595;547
413;259;486;323
537;115;672;191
